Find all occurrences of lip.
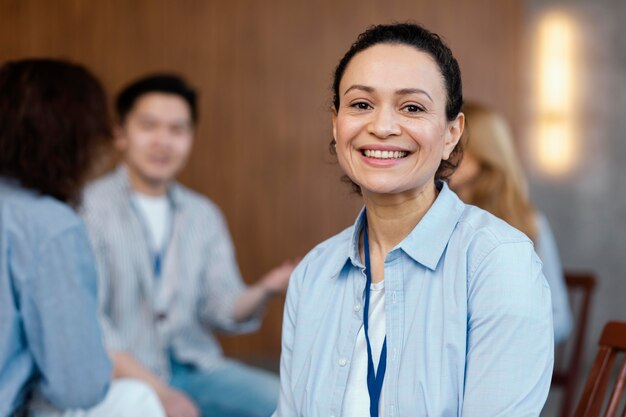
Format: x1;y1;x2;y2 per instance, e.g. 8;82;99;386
148;157;172;166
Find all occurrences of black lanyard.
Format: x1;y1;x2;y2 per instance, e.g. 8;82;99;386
363;218;387;417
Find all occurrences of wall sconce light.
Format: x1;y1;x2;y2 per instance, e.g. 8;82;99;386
534;10;577;176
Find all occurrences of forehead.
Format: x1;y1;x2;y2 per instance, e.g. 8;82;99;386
340;43;445;97
129;92;191;122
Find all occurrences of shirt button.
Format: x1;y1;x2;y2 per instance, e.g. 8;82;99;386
353;303;361;312
338;357;347;367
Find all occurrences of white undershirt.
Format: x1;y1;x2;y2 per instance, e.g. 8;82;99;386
132;192;171;251
342;280;386;417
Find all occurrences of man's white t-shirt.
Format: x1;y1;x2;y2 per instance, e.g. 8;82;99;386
132;192;171;251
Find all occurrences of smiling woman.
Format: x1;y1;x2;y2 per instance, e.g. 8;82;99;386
274;23;554;417
333;43;461;198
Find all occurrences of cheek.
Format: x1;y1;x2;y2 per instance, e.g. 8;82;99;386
334;116;360;146
411;125;446;154
128;132;153;152
174;137;193;158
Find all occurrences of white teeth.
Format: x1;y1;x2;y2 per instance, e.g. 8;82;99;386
363;149;408;159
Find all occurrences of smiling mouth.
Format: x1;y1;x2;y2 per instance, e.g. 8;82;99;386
361;149;409;159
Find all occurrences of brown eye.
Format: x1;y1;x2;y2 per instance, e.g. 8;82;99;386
403;104;422;113
351;102;372;110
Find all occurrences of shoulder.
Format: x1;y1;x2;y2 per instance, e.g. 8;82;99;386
173;183;220;213
80;170;130;232
172;182;225;224
1;181;84;239
457;206;548;313
454;204;535;274
83;168;121;197
0;182;90;277
82;166;127;198
81;169;125;212
458;203;531;245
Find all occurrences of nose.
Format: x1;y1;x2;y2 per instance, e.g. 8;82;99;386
153;127;172;148
367;106;401;138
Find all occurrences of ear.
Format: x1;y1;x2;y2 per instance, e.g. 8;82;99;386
331;108;338;142
442;112;465;160
113;125;128;152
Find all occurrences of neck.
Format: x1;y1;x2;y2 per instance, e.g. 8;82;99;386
125;164;168;196
362;182;438;255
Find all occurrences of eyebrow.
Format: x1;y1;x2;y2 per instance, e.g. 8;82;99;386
343;84;374;95
396;88;433;103
343;85;433;103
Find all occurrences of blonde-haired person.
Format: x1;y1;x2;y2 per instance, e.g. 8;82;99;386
449;101;572;344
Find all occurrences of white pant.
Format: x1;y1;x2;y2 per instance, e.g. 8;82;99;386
29;379;165;417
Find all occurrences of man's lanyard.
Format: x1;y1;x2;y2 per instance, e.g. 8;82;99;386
363;218;387;417
130;197;173;279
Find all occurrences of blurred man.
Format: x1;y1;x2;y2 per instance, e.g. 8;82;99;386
81;74;295;417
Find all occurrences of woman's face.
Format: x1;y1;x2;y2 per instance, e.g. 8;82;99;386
333;43;463;197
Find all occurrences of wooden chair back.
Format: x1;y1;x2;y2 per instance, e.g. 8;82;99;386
573;321;626;417
553;272;597;417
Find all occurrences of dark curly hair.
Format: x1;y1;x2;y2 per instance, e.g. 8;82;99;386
0;59;111;206
330;22;464;192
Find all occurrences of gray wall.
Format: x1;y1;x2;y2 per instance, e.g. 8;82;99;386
524;0;626;411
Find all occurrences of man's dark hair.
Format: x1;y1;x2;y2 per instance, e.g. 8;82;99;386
0;58;111;206
115;74;198;124
331;22;464;187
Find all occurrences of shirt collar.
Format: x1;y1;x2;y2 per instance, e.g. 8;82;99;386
399;181;465;270
334;181;465;276
348;206;367;268
113;164;183;209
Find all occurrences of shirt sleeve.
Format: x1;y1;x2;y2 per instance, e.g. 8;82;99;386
81;209;128;353
197;205;259;333
535;213;572;344
21;224;112;409
461;241;554;417
273;259;302;417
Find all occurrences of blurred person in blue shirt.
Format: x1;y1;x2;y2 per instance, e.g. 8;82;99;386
274;23;554;417
449;101;572;344
0;59;165;417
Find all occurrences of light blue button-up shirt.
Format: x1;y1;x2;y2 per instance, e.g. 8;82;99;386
0;179;111;416
274;182;553;417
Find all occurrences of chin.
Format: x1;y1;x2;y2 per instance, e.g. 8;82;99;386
144;166;177;180
358;181;407;196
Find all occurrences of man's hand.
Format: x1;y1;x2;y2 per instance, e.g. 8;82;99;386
233;258;300;322
159;387;200;417
259;259;300;295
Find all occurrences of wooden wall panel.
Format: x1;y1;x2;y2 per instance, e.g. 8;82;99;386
0;0;523;364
